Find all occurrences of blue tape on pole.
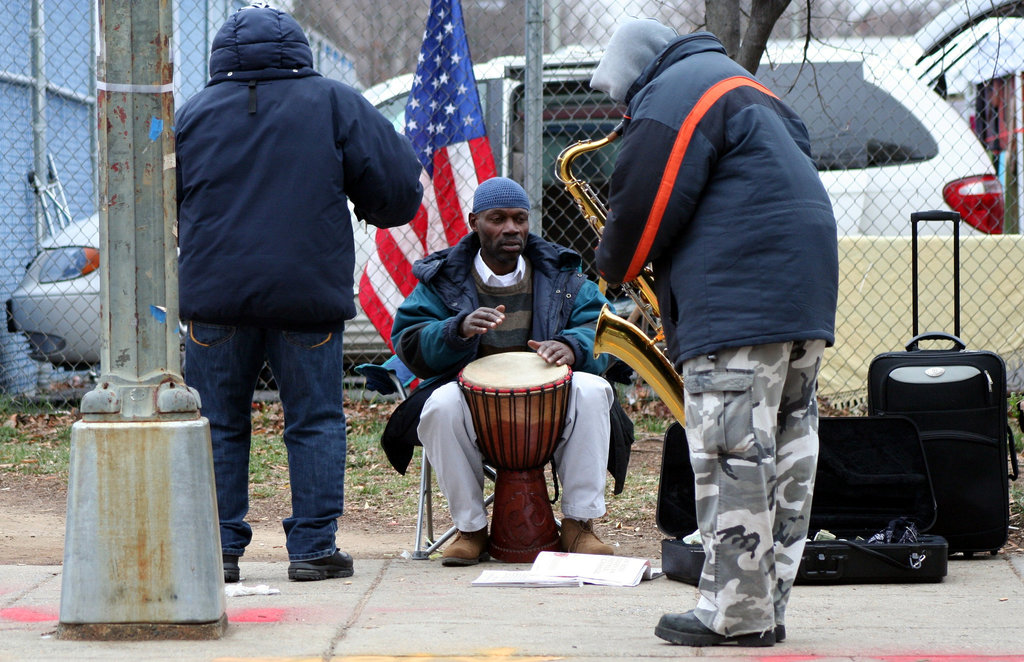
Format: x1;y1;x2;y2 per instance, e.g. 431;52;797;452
149;117;164;141
150;305;167;323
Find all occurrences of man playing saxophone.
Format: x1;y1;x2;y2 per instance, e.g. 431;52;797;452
590;19;838;649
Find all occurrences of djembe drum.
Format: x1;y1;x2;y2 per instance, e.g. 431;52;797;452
458;351;572;563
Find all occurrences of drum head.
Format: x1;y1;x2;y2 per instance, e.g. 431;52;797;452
460;351;570;389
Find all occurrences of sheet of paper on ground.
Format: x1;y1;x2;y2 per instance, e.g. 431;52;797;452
471;569;583;587
472;552;658;587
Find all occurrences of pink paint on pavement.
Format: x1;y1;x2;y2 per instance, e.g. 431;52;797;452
228;607;287;623
0;607;58;622
752;657;1024;662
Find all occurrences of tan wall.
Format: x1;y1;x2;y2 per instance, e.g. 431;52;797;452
821;235;1024;407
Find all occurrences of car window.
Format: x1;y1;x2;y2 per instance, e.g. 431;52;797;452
758;61;939;170
509;78;623;187
375;94;409;133
508;78;623;278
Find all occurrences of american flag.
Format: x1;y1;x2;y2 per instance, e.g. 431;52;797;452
359;0;497;348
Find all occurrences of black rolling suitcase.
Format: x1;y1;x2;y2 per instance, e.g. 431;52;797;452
657;418;948;584
867;210;1018;556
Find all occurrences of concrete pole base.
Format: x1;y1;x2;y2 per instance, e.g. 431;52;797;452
56;614;228;641
58;418;226;639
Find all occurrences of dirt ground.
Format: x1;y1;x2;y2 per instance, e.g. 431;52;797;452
0;471;440;564
0;439;667;565
2;430;1020;565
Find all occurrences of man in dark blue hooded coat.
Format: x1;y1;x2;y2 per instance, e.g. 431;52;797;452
175;3;423;583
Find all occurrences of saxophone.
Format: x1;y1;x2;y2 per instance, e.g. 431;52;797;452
554;124;661;337
555;125;686;424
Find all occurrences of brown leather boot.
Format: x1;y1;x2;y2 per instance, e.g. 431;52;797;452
560;518;614;555
442;526;489;566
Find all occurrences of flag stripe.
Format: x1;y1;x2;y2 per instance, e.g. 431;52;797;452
469;136;498;182
431;147;470;247
375;225;417;296
420;167;448;255
358;270;396;350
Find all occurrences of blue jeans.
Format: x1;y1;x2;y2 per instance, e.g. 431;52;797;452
185;322;347;561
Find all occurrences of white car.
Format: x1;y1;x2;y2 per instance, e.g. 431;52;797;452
7;213;100;367
761;38;1002;236
6;212;385;370
361;40;1001;244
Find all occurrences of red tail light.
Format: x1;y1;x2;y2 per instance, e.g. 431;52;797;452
942;175;1004;234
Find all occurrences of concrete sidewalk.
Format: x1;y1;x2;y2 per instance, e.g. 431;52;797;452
2;552;1024;661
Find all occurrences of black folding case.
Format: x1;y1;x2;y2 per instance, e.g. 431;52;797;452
657;417;948;584
867;210;1017;555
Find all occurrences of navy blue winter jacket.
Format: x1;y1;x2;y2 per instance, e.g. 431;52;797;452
175;8;423;331
382;234;635;491
595;32;838;366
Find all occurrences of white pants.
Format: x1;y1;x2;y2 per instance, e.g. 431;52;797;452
417;371;614;532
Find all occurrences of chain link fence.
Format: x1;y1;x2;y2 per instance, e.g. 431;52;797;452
1;0;1023;410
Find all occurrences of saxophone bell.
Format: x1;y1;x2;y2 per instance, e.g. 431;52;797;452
594;304;685;424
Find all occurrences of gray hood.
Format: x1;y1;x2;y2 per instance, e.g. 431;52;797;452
590;18;677;102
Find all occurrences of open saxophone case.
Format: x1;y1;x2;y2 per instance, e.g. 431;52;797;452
657;417;948;584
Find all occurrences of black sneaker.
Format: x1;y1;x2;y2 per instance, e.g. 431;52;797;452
654;611;775;647
223;554;240;584
288;550;354;581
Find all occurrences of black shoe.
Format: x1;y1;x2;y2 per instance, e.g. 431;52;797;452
776;624;786;642
655;611;775;647
223;554;240;584
288;550;354;582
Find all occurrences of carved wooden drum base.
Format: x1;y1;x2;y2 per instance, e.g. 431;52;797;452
487;468;561;563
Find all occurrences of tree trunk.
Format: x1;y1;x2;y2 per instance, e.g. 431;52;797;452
705;0;741;59
737;0;793;74
706;0;795;74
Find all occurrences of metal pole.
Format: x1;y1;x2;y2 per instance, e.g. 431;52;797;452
549;0;561;52
525;0;545;237
1005;75;1019;234
28;0;54;391
90;0;99;214
1010;74;1021;234
57;0;225;640
30;0;47;244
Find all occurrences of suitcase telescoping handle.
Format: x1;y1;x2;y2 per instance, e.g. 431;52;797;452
904;331;966;352
910;210;960;338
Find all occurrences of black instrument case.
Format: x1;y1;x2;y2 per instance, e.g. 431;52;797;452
657;417;948;584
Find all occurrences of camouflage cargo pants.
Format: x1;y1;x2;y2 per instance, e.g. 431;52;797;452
681;339;826;637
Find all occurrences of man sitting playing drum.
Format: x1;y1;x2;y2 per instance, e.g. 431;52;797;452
390;176;618;566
